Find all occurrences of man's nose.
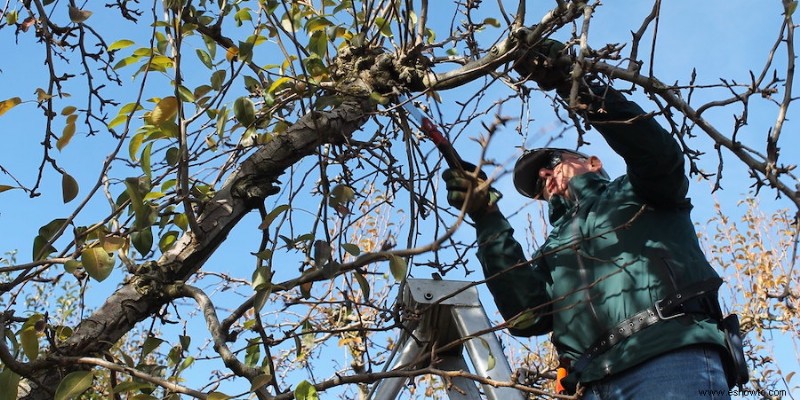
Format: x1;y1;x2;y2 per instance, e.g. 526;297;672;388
538;168;554;178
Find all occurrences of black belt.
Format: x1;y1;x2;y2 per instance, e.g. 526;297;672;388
563;277;723;387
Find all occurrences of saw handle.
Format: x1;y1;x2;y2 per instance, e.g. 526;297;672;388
420;117;463;169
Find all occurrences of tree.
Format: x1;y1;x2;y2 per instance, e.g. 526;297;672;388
0;1;797;399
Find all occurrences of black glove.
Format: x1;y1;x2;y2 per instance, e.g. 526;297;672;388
514;39;572;93
442;162;502;218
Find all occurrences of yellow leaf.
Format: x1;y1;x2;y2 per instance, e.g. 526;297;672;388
57;123;76;151
226;46;239;62
268;77;290;94
0;97;22;116
149;96;179;126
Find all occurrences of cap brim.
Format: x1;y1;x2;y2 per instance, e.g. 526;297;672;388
513;149;553;199
513;148;592;199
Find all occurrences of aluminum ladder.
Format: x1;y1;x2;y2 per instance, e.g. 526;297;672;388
370;278;527;400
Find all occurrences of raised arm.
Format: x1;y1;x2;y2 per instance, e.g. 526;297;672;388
515;39;690;207
586;87;690;207
473;211;553;336
442;167;553;336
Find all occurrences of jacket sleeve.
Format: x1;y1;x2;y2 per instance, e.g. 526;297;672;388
473;210;553;336
585;86;690;207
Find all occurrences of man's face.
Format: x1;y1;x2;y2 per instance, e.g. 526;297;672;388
537;153;602;200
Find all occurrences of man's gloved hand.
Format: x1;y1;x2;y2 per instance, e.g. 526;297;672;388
442;162;502;218
514;39;572;93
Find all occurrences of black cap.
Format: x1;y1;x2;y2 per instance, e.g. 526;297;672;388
513;148;594;199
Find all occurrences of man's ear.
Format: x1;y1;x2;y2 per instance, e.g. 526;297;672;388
588;156;603;172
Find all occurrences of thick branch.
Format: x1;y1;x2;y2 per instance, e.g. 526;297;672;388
20;98;374;399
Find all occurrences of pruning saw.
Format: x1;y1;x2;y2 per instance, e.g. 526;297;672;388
399;96;464;170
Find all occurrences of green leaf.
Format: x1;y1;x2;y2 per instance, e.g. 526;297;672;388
294;380;319;400
0;184;16;193
341;243;360;256
81;246;115;282
141;142;153;179
113;54;142;70
20;326;39;361
244;339;261;367
207;393;231;400
128;133;144;161
0;97;22;117
158;230;179;252
33;218;67;260
177;86;196;103
307;30;328;58
258;204;289;230
64;259;82;273
234;7;253;26
253;287;270;313
374;17;393;37
142;336;164;357
54;371;94;400
108;39;135;52
329;185;355;209
233;96;256;127
211;70;227;91
252;267;272;291
388;255;407;282
61;173;79;203
0;367;21;400
243;75;262;92
196;49;213;69
111;380;155;394
483;17;501;27
166;147;180;166
132;227;154;255
507;310;537;330
354;271;370;299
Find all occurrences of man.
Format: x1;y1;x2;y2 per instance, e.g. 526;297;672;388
442;40;746;399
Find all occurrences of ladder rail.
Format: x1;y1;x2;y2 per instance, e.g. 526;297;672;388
369;279;527;400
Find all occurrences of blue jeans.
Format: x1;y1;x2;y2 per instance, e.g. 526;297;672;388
581;345;731;400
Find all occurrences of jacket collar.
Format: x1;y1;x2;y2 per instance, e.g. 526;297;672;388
547;172;608;225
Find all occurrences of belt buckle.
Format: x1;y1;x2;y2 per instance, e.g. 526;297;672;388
655;299;685;320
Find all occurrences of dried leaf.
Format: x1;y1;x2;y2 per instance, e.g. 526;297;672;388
68;6;93;23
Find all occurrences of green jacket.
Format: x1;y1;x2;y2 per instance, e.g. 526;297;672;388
475;89;726;383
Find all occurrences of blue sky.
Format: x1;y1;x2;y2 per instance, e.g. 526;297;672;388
1;0;798;398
